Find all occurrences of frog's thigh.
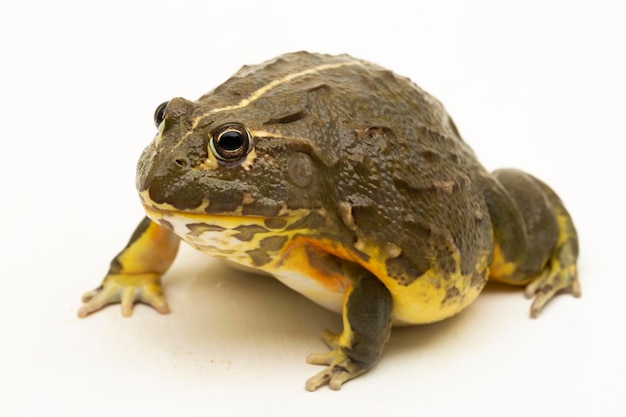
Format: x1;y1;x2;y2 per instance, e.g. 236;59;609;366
482;169;580;316
486;169;560;283
305;263;392;391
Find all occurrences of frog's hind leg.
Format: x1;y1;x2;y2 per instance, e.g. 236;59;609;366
481;169;580;317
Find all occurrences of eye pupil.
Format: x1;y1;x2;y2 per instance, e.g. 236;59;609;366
154;101;169;127
219;131;245;151
211;124;253;162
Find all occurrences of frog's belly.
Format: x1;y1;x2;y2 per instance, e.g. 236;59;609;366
221;261;344;313
270;268;479;327
231;261;484;326
271;270;344;314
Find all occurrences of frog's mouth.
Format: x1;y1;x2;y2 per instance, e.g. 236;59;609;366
141;189;351;314
139;190;319;269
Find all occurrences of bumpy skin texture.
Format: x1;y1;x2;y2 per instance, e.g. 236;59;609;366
81;52;580;391
137;53;495;324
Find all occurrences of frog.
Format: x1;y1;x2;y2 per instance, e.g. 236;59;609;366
78;51;580;391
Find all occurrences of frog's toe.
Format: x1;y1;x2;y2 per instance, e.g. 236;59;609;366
78;285;116;318
305;349;367;391
130;281;170;315
525;264;580;318
78;273;169;318
305;365;353;391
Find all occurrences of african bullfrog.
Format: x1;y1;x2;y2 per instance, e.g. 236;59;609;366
79;51;580;391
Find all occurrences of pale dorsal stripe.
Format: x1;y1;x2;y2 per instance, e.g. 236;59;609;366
205;61;358;116
172;60;360;151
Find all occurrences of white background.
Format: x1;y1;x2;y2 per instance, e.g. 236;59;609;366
2;1;624;416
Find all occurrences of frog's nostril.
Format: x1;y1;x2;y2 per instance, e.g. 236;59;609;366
174;157;189;168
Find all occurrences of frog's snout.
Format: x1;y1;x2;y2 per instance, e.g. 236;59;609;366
137;150;207;210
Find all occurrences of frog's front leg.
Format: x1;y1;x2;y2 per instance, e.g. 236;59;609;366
78;217;180;318
305;263;392;391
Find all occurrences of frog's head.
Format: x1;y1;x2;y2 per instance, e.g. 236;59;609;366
137;99;330;216
136;60;357;264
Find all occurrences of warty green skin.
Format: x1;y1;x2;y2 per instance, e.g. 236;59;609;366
88;51;579;390
137;52;495;284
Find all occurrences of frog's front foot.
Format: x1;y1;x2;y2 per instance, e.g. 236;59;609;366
525;247;581;318
78;273;169;318
304;265;392;391
305;331;369;391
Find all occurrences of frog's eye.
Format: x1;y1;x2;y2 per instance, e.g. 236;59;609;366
153;101;169;127
210;124;254;163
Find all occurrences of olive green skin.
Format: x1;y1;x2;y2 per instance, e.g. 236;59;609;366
137;52;493;288
80;51;578;390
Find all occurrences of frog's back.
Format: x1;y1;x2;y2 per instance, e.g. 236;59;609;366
80;51;580;390
196;52;495;324
147;51;494;324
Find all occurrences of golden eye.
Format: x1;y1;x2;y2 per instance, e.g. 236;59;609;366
153;101;169;127
210;124;254;162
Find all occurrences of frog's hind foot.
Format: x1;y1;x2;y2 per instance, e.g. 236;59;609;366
525;243;581;318
525;191;580;318
483;169;580;318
